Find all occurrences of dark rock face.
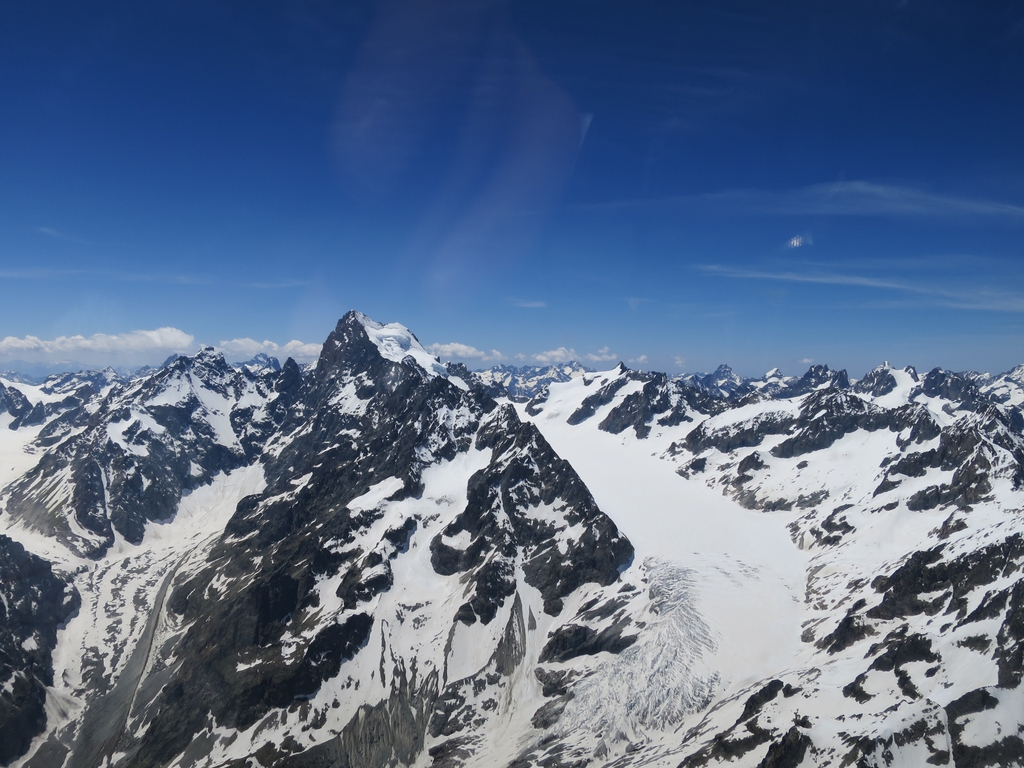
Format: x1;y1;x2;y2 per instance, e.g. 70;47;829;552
867;535;1024;629
92;312;635;768
799;532;1024;728
946;688;1024;767
432;410;633;620
770;390;888;459
686;410;796;455
567;369;633;425
679;364;753;400
0;381;36;428
783;364;850;398
539;620;637;663
530;365;727;440
2;349;287;558
0;535;80;767
4;317;1023;768
598;375;725;439
473;362;592;402
878;406;1024;510
756;726;811;768
853;365;901;397
917;367;986;411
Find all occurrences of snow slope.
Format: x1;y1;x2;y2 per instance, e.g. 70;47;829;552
2;316;1024;768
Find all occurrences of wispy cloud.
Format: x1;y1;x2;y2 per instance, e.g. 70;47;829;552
0;267;212;285
107;271;213;285
577;181;1024;220
426;342;505;362
0;328;196;364
699;264;1024;312
0;268;85;280
244;280;312;289
2;268;320;289
218;338;322;362
509;299;546;308
35;226;90;244
699;264;924;292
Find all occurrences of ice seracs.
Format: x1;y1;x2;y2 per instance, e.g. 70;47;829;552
0;314;1022;768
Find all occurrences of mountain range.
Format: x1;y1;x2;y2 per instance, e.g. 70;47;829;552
1;311;1023;768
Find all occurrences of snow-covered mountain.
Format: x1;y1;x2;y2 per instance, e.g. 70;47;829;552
1;313;1023;768
471;362;591;401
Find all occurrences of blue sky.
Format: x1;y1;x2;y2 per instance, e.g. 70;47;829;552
2;1;1023;376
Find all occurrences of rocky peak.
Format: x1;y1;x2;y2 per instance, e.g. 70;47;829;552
977;364;1024;408
314;310;445;386
238;352;282;373
854;362;900;397
2;313;1023;768
677;363;755;400
160;346;234;385
0;382;32;423
786;363;850;396
473;361;591;401
915;367;986;411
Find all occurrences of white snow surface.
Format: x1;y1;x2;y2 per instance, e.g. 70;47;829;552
10;464;267;767
5;341;1024;768
354;312;449;379
512;361;1024;766
517;372;807;697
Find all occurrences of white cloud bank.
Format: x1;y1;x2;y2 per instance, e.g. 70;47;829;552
217;338;322;363
426;343;505;362
0;327;625;372
0;328;196;366
0;328;324;368
532;346;619;364
1;328;632;372
428;341;622;367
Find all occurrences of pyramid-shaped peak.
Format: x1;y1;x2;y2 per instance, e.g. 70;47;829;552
323;311;449;380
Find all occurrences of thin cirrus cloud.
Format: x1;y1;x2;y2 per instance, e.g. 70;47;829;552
699;265;1024;312
35;226;90;244
578;181;1024;220
0;267;212;285
2;268;309;289
243;280;312;289
509;299;547;308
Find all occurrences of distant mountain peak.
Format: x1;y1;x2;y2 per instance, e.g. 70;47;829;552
2;313;1024;768
237;352;281;373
